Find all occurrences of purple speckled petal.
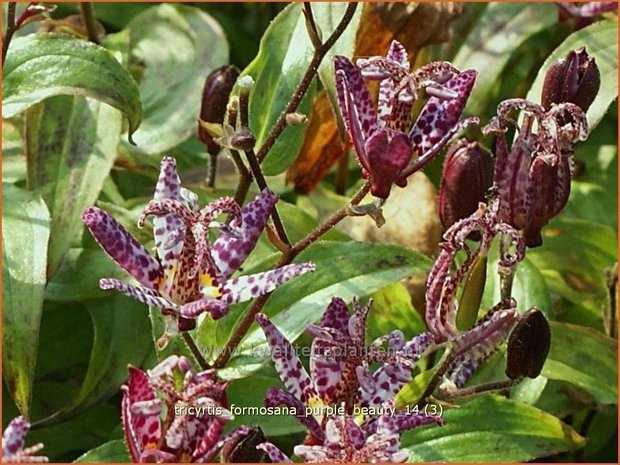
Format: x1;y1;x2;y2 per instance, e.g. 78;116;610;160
122;367;161;461
211;189;277;280
194;425;249;463
180;298;229;320
264;388;324;440
358;363;413;408
255;313;320;407
409;70;477;155
378;41;412;132
453;307;518;357
152;157;186;288
257;442;293;463
447;352;485;388
365;128;413;199
82;207;163;288
319;297;351;333
219;263;315;304
2;417;29;457
496;135;533;229
99;279;178;312
310;337;346;402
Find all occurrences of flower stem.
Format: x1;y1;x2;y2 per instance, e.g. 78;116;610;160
438;378;522;401
415;345;457;408
182;332;209;370
213;180;371;368
207;152;218;188
79;3;100;44
2;3;17;67
255;2;358;163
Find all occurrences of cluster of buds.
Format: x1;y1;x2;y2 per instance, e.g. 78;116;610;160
2;416;48;463
440;48;599;247
335;40;478;199
121;355;248;462
82;157;314;334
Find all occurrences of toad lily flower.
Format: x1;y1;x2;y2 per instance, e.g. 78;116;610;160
2;416;48;463
122;355;247;462
258;406;429;463
255;298;438;441
482;99;589;246
82;157;314;330
334;40;478;199
426;201;525;387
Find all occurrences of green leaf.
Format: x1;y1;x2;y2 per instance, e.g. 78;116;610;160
402;394;585;462
45;248;128;302
126;4;228;154
542;321;617;405
25;93;122;274
38;296;152;426
526;19;618;131
241;3;317;175
2;33;142;138
453;3;558;115
74;440;130;463
526;217;617;327
214;241;432;379
2;184;50;417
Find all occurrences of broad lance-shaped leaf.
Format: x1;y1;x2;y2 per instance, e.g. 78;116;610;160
240;3;317;175
2;33;141;139
25;95;122;275
125;4;228;154
452;2;557;115
206;241;432;380
401;394;585;462
36;296;152;426
542;321;617;405
2;184;50;417
526;19;618;132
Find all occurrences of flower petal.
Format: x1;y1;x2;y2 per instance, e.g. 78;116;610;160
122;367;161;461
365;128;413;198
319;297;351;333
310;337;346;404
257;442;293;463
220;263;315;304
264;388;324;440
180;298;229;320
393;410;444;433
99;278;178;312
255;314;320;407
152;157;187;288
409;69;477;155
82;206;163;288
194;425;249;463
2;417;29;457
358;363;413;408
211;189;277;280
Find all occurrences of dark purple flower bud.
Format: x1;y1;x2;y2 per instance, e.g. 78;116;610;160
541;47;600;112
220;426;266;463
506;308;551;379
198;65;240;154
439;139;494;231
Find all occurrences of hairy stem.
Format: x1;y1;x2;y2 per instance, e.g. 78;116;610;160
256;2;358;163
182;332;209;370
238;89;291;246
438;378;522;401
213;180;371;368
207;152;218;188
79;3;100;44
230;149;253;205
2;3;17;67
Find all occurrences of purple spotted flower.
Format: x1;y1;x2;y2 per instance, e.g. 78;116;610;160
426;201;525;387
482;99;589;247
255;298;438;441
557;1;617;27
2;416;48;463
121;355;247;463
334;40;478;199
82;157;314;331
257;403;437;463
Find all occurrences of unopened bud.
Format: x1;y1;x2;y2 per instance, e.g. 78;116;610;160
506;308;551;379
439;139;494;231
198;65;240;154
541;47;600;112
220;426;266;463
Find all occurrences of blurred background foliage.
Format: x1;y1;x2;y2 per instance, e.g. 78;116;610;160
2;2;617;462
